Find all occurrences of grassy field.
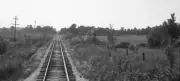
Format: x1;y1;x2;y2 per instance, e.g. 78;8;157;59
97;35;179;69
63;34;180;81
0;33;52;81
96;35;147;45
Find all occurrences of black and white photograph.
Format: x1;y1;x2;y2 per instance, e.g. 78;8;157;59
0;0;180;81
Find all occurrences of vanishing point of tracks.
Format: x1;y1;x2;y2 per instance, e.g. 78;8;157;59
36;36;76;81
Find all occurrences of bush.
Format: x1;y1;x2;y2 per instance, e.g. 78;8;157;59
0;36;9;55
84;55;180;81
0;35;51;80
138;43;147;47
70;37;82;45
63;32;74;40
146;35;163;48
69;35;107;46
115;42;130;48
0;55;23;80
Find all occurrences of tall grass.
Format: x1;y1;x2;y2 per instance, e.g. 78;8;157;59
64;34;180;81
76;52;180;81
0;35;51;80
0;36;9;55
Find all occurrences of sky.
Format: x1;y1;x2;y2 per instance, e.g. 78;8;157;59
0;0;180;30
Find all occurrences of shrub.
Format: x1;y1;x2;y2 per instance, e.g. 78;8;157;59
138;43;148;47
69;35;107;46
0;55;23;80
146;35;163;48
70;38;82;45
64;32;74;40
0;36;9;55
115;42;130;48
0;35;50;80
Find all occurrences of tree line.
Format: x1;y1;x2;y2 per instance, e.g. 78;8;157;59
60;13;180;48
60;24;162;36
0;25;56;37
20;25;56;34
61;20;179;37
60;13;180;81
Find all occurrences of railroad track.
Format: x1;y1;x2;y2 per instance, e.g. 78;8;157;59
36;36;76;81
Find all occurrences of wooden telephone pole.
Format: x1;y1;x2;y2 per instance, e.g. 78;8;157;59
12;16;19;40
34;20;36;28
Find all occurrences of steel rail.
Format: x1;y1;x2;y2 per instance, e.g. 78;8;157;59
42;40;55;81
59;37;70;81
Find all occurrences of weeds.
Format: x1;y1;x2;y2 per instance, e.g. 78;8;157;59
64;34;180;81
0;36;9;55
0;35;51;80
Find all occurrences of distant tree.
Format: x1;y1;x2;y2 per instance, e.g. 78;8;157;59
147;13;179;48
95;28;108;36
166;13;179;44
10;26;15;31
35;25;42;32
92;29;97;44
21;25;56;36
147;26;166;48
69;24;77;34
178;23;180;36
22;25;34;33
77;25;87;35
120;27;124;32
2;27;8;31
27;25;33;29
60;28;68;34
107;24;116;50
133;27;138;35
127;28;131;34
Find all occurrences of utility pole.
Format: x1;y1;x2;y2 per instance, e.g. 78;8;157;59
12;16;19;40
109;24;113;29
34;20;36;28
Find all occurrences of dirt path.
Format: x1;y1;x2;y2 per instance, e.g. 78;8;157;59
22;41;53;81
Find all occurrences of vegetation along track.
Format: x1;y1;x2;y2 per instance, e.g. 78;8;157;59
36;36;76;81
